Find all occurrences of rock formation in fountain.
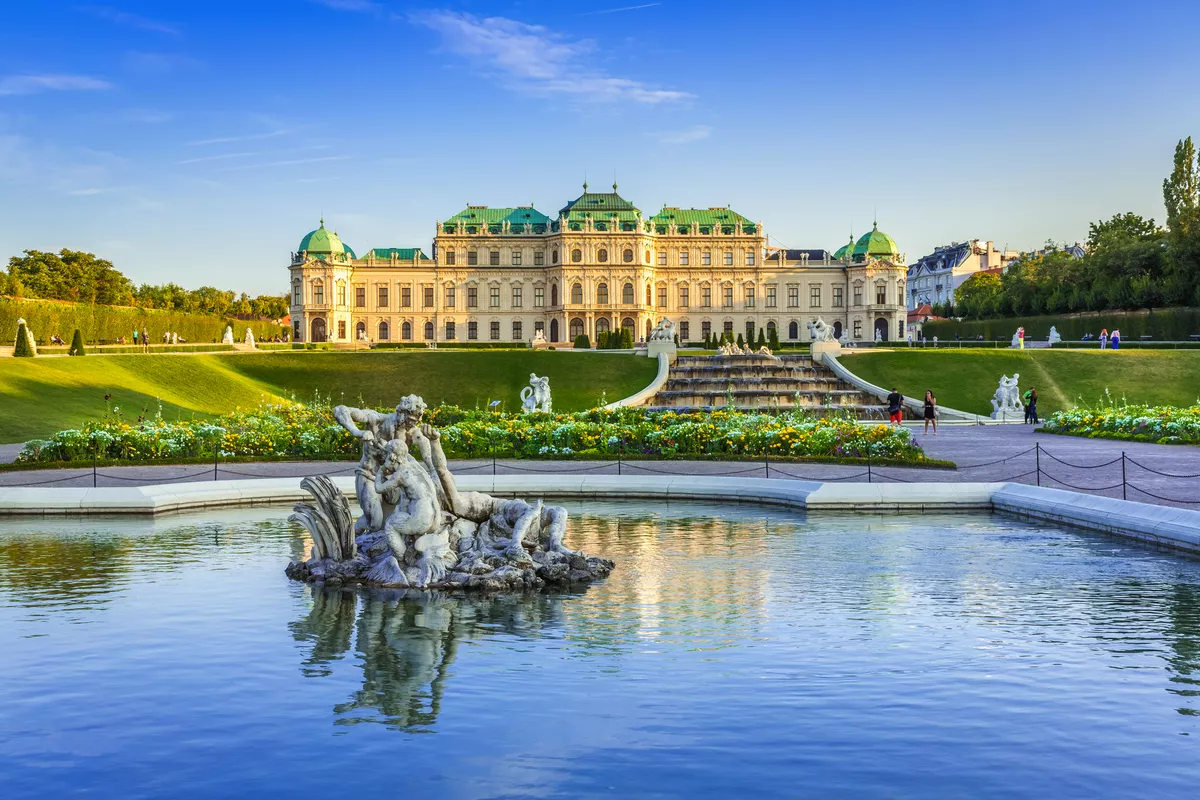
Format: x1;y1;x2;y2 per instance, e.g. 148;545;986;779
285;394;613;591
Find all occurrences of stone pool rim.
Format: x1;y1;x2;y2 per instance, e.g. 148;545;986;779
0;476;1197;555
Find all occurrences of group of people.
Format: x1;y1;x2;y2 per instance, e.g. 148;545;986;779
1080;329;1121;349
886;387;940;435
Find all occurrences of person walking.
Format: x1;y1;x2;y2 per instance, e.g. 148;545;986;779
141;327;149;353
132;328;138;347
1111;329;1121;350
1023;386;1039;424
1099;328;1108;349
923;390;937;435
886;387;904;427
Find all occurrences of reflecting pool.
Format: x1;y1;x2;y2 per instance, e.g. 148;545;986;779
3;503;1200;798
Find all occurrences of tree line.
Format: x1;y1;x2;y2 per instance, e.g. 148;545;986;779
935;137;1200;319
0;249;288;320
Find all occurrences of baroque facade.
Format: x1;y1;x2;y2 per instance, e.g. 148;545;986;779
906;240;1019;310
288;185;909;346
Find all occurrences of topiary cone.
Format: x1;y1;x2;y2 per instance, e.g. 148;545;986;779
69;329;86;356
13;320;35;357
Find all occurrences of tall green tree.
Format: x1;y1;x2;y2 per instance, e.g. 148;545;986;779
1163;136;1200;304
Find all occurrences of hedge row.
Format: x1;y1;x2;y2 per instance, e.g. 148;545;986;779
372;342;530;350
36;343;237;355
1049;341;1200;350
921;307;1200;342
2;297;285;345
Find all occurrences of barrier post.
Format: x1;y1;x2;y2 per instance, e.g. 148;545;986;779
213;440;219;481
617;456;622;476
1035;443;1041;487
867;454;872;483
93;445;98;488
1121;452;1127;500
765;456;770;479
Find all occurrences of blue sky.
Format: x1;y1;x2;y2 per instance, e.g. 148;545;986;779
2;0;1198;294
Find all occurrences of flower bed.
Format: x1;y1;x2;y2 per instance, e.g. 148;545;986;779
14;402;931;465
1042;402;1200;444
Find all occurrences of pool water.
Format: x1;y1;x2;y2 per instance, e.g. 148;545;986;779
3;502;1200;798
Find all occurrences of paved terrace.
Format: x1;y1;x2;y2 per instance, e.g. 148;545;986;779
1;425;1196;510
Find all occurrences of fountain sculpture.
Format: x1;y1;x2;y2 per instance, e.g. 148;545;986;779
285;394;613;591
990;373;1023;419
520;374;552;413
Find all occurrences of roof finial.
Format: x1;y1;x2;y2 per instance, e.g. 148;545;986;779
613;170;618;193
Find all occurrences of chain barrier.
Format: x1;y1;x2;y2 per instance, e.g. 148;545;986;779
1126;483;1200;505
498;462;619;474
954;446;1038;470
1039;451;1124;469
766;468;871;481
617;461;765;477
1040;474;1127;493
0;471;94;486
1123;456;1200;479
96;467;216;482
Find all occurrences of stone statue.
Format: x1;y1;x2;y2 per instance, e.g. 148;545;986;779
807;317;835;343
15;317;37;355
874;329;883;344
287;395;612;591
222;325;234;345
530;329;547;347
171;332;178;345
649;318;676;342
520;373;552;413
990;373;1023;419
244;328;256;348
1048;326;1061;345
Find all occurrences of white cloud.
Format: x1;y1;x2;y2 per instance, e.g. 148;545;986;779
409;11;691;104
80;6;180;36
186;129;293;146
582;3;661;15
219;155;350;172
0;74;113;96
647;125;712;144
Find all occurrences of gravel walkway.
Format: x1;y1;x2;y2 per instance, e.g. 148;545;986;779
1;423;1196;510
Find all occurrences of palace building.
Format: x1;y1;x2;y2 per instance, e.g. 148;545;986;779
287;185;909;346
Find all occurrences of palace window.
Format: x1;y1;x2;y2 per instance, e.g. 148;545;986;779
377;286;388;308
747;250;756;266
876;284;886;305
552;250;558;264
745;287;755;308
512;320;522;340
767;320;776;340
551;284;558;306
468;321;478;340
467;250;478;266
680;250;689;266
572;283;583;304
312;282;324;305
646;284;652;305
490;321;500;340
571;249;582;263
622;283;634;304
679;321;689;340
401;287;411;308
724;251;734;266
598;248;609;263
679;285;690;307
723;320;734;336
645;250;651;263
535;286;544;307
534;321;544;335
702;251;712;266
722;286;733;307
853;284;863;306
512;287;522;308
597;283;609;304
490;287;500;308
657;286;667;307
423;287;434;308
766;286;777;308
338;320;347;339
489;250;500;266
467;287;478;308
623;249;634;263
424;321;434;340
570;318;584;338
788;321;798;340
787;285;798;308
378;321;389;341
512;250;522;266
337;282;346;306
701;285;712;307
810;287;821;308
445;250;455;266
746;321;755;340
833;287;844;308
445;286;455;309
293;281;301;305
355;287;365;308
658;251;667;266
853;320;862;338
701;320;711;339
445;321;455;340
402;321;412;340
534;251;544;266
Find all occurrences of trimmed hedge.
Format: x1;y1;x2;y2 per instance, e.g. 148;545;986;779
68;329;85;356
36;343;236;355
0;297;285;346
372;342;529;350
13;321;34;357
1050;341;1200;349
922;307;1200;342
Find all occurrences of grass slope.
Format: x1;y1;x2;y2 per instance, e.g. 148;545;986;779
0;351;657;443
842;350;1200;416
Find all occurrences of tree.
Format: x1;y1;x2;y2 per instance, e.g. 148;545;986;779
955;271;1002;318
573;333;591;349
1087;212;1164;253
7;249;133;305
767;325;780;350
68;329;86;356
756;328;766;348
13;320;35;357
1163;136;1200;303
736;333;745;348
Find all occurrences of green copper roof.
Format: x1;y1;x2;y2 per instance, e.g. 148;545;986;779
558;183;641;218
298;220;349;256
851;223;899;260
832;233;855;261
367;247;431;261
649;206;756;235
444;206;551;234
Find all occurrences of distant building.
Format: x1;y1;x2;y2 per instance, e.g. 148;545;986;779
906;240;1019;310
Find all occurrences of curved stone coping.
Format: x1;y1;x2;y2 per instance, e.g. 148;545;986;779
602;352;670;409
1;476;1197;555
824;353;984;422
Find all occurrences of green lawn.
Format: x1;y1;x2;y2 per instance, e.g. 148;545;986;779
0;351;658;442
842;349;1200;416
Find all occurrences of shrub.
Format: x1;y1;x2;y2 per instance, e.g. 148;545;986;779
68;329;86;356
573;334;591;349
13;320;35;357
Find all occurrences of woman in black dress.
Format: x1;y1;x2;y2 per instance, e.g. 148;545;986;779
923;390;937;436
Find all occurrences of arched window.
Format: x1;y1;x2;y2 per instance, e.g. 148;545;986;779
788;321;798;340
596;317;610;333
767;321;777;338
569;318;584;338
355;321;366;340
622;283;634;304
571;248;582;263
378;321;389;341
552;249;559;264
645;249;651;263
551;284;559;306
598;248;608;263
645;320;652;340
402;321;412;340
549;318;559;342
623;249;633;263
571;283;583;304
621;317;635;332
597;283;609;304
424;321;434;340
645;283;652;305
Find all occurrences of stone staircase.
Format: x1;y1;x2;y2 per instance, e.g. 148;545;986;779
645;354;889;418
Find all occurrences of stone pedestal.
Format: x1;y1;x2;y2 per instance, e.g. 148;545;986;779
646;339;677;361
810;340;842;365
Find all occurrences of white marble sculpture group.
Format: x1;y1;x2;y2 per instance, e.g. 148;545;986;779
285;395;613;591
807;317;835;343
716;341;774;357
1048;326;1062;345
649;318;677;342
222;325;234;345
520;373;552;413
990;373;1023;418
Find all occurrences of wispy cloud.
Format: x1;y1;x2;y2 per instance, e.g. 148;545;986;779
177;145;330;165
80;6;180;36
177;151;257;166
220;155;350;172
582;3;661;15
646;125;712;144
0;74;113;96
123;51;203;74
187;129;293;146
409;11;691;104
311;0;380;11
